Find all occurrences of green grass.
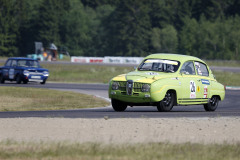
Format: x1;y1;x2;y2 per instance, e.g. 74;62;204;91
213;71;240;86
205;60;240;67
42;63;133;84
0;87;109;111
58;55;71;61
0;141;239;160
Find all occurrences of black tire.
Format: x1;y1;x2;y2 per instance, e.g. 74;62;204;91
204;96;219;111
157;91;175;112
16;74;22;84
111;99;127;112
23;80;28;84
40;80;46;85
0;74;5;83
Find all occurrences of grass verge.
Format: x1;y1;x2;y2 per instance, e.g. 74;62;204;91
212;71;240;86
205;60;240;67
0;87;109;111
0;141;239;160
42;63;133;83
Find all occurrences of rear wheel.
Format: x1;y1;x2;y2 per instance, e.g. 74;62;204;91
204;96;219;111
0;74;5;83
16;75;21;84
157;91;175;112
111;99;127;112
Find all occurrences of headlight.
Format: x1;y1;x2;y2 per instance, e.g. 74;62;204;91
141;84;150;92
112;81;120;90
43;71;49;76
23;70;29;76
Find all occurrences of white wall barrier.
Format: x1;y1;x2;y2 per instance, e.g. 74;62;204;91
71;56;144;64
71;57;104;63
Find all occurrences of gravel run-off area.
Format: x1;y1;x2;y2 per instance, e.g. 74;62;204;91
0;117;239;144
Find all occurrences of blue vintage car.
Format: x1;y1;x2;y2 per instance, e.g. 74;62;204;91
0;57;49;84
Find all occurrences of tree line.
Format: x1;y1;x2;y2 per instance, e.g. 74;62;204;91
1;0;240;60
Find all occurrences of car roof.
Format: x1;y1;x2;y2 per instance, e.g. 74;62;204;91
7;57;38;61
145;53;206;64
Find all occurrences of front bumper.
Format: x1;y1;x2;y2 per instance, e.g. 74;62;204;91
23;74;48;82
109;90;152;103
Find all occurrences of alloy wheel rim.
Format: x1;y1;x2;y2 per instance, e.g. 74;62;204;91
163;93;171;106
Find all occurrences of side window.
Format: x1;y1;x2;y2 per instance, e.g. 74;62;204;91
194;62;209;76
180;61;196;75
11;60;17;67
5;60;12;67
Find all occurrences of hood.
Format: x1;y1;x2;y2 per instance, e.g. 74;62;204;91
18;67;48;72
123;71;175;83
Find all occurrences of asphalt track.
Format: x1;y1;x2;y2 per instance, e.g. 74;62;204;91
0;82;240;118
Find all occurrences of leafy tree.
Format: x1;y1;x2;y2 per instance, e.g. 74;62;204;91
192;0;227;20
89;4;115;56
226;0;240;17
178;17;199;56
36;0;70;48
105;0;151;57
15;0;37;55
171;0;194;30
63;0;92;56
227;16;240;60
0;0;18;56
81;0;120;8
149;0;174;28
151;25;178;53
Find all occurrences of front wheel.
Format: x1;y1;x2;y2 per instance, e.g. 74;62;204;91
40;80;46;85
157;91;175;112
16;75;22;84
204;96;219;111
0;74;5;83
111;99;127;112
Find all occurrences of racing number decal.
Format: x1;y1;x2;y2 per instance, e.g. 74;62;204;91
9;69;14;79
190;80;196;98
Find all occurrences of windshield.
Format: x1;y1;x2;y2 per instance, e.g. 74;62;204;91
17;60;39;68
138;59;180;73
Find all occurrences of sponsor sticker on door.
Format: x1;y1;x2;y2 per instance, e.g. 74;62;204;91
203;86;208;98
201;79;210;85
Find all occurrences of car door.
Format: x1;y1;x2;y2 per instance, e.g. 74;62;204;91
194;61;211;100
179;61;203;104
9;59;17;80
3;59;12;80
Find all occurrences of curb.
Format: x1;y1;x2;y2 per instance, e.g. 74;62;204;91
226;86;240;90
